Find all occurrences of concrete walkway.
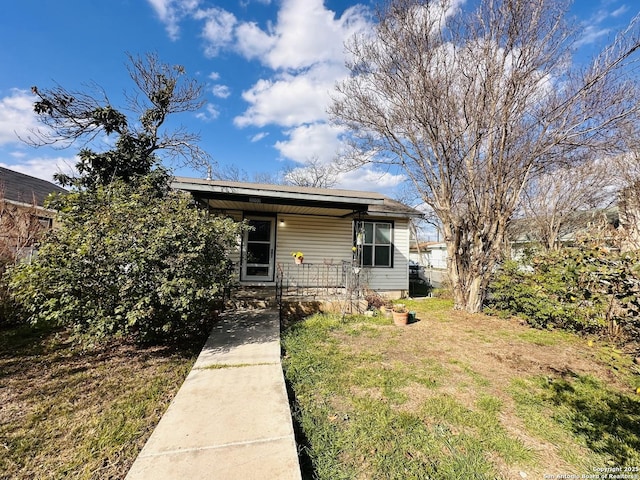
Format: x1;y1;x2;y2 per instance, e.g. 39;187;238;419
125;309;302;480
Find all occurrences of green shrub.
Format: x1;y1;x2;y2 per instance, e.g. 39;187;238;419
8;173;246;345
489;245;640;341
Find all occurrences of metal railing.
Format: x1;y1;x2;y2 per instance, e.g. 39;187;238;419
276;261;365;310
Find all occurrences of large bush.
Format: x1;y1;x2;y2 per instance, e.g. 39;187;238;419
488;244;640;341
8;174;245;344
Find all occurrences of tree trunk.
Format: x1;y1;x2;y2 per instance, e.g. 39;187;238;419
448;254;488;313
444;219;506;313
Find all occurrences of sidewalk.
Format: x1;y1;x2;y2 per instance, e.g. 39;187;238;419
125;309;302;480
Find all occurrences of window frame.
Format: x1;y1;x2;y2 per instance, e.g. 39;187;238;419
354;220;394;268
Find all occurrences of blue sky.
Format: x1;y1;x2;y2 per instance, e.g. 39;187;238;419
0;0;637;196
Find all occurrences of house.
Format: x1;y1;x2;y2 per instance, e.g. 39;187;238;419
409;241;448;269
408;241;449;289
0;166;67;208
0;166;67;263
171;177;423;301
508;207;620;256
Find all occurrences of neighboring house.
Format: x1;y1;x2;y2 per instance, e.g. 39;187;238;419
508;207;620;257
409;241;449;289
0;166;67;209
408;208;622;272
171;177;423;299
0;166;67;262
409;241;448;269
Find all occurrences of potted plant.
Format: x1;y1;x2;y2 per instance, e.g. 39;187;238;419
392;304;409;326
379;301;393;318
291;251;304;264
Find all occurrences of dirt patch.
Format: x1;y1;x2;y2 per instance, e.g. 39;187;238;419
386;311;632;391
329;303;640;476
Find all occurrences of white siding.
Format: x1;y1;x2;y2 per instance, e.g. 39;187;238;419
276;214;353;266
364;218;410;292
276;214;410;294
217;211;411;293
411;243;448;269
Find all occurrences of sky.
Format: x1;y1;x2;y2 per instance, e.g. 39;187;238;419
0;0;638;199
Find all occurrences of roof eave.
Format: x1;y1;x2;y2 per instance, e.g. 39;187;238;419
171;179;386;207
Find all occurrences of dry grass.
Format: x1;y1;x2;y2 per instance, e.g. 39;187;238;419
0;324;201;480
283;298;640;479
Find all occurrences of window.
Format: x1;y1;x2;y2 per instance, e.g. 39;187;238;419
355;221;393;267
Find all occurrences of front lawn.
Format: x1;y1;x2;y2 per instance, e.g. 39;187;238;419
0;325;201;479
282;298;640;479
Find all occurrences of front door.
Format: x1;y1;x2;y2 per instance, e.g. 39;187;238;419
241;216;276;282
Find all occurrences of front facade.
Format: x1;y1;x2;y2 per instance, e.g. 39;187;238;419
172;177;422;298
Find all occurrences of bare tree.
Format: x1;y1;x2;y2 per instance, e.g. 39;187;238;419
611;125;640;249
0;188;47;270
283;156;338;188
25;52;211;188
514;161;615;251
211;164;283;184
213;156;337;188
330;0;640;312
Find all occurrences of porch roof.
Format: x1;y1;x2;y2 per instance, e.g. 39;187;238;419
171;177;422;219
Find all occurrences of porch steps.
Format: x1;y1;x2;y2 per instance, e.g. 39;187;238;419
225;286;368;320
226;286;278;310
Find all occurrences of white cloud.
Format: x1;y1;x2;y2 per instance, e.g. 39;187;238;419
195;103;220;121
208;71;220;81
334;167;406;194
149;0;383;191
576;24;611;47
230;0;372;171
611;5;629;18
212;84;231;98
235;21;277;60
0;155;77;184
576;1;630;47
235;69;333;128
0;89;41;146
258;0;370;70
250;132;269;142
166;0;371;142
195;7;238;57
274;123;343;163
240;0;271;6
146;0;199;40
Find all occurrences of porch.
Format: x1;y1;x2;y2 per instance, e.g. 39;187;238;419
171;177;422;309
226;261;368;316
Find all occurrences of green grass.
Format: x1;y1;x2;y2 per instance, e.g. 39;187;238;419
510;373;640;469
282;299;640;479
283;311;528;479
0;323;201;479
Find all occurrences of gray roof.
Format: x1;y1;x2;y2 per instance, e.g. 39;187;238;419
172;177;423;218
0;166;67;207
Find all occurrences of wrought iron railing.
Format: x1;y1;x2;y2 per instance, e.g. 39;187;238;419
276;261;365;308
222;260;366;314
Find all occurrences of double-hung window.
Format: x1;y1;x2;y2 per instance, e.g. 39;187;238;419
355;221;393;267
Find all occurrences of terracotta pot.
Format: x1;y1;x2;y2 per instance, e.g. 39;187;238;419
294;257;304;264
392;311;409;326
